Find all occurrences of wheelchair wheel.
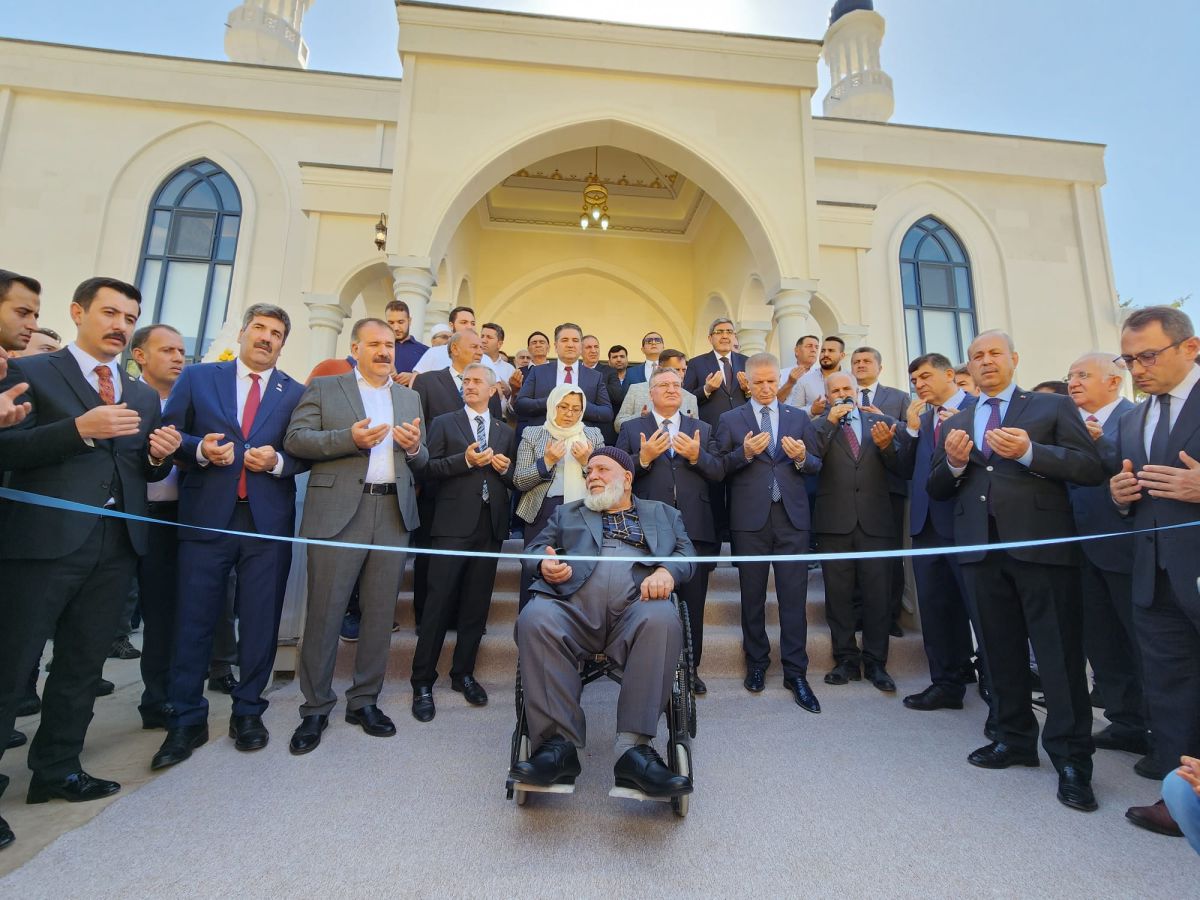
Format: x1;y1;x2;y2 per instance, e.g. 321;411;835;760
675;596;698;738
514;735;531;806
670;742;691;818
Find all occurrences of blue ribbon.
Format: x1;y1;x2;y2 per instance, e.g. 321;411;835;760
0;486;1194;565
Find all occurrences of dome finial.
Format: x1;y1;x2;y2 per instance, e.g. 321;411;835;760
830;1;875;26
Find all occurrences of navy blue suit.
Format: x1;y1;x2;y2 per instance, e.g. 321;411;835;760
1110;385;1200;776
617;412;724;667
904;395;989;702
716;402;822;678
514;362;613;432
162;361;307;727
1067;398;1146;741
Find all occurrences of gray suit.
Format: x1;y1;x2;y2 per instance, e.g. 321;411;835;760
518;498;695;747
283;372;429;717
615;382;699;431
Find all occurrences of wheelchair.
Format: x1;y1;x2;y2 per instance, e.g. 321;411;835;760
506;594;698;817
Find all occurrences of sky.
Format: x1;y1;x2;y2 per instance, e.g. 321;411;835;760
1;0;1197;326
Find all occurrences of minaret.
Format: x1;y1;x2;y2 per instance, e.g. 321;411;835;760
821;1;894;122
225;1;314;69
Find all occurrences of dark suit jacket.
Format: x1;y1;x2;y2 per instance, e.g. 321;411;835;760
163;361;307;539
605;368;643;412
0;349;171;558
524;497;695;598
615;412;724;545
1111;386;1200;609
515;361;613;429
811;410;910;537
1067;398;1135;574
424;408;516;541
927;387;1104;566
414;367;503;424
907;395;978;540
684;350;749;428
861;383;910;497
715;402;822;532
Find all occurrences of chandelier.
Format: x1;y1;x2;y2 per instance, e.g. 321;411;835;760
579;147;610;230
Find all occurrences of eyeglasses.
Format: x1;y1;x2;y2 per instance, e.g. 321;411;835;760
710;329;736;336
1064;370;1094;382
643;336;663;344
1114;339;1189;370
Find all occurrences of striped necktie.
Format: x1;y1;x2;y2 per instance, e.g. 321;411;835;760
759;406;780;502
475;414;489;502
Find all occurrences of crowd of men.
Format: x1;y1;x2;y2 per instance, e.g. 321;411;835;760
0;266;1198;854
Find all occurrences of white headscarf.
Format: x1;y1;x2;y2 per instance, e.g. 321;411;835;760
542;384;589;503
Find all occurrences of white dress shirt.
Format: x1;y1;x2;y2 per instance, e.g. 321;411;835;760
712;351;736;389
643;359;658;382
856;381;880;408
67;342;122;403
142;377;179;501
358;371;396;484
782;365;824;409
556;359;581;385
466;404;491;445
949;382;1034;476
488;355;515;384
1080;397;1124;428
1143;363;1200;459
749;399;779;448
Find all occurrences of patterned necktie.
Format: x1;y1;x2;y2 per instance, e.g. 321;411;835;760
861;388;870;408
238;373;262;500
1149;394;1171;465
564;366;573;385
759;406;781;502
980;397;1002;459
932;406;944;445
475;414;489;502
662;418;675;458
94;365;115;405
720;357;733;394
455;373;464;398
1085;414;1099;424
841;416;861;459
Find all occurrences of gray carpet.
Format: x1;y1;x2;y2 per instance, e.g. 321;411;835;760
1;672;1194;898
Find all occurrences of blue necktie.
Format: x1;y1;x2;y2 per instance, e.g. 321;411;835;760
662;418;675;458
475;415;489;503
759;406;780;502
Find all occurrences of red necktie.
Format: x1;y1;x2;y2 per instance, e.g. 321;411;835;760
564;366;573;384
1086;414;1099;424
932;406;944;445
841;418;861;459
238;373;262;500
94;365;115;405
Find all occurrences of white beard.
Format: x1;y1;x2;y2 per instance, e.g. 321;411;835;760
583;480;628;512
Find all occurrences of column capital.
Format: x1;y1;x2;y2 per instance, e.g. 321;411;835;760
389;262;435;343
303;294;348;333
736;321;772;357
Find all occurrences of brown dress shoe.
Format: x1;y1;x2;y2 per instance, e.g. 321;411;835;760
1125;799;1183;837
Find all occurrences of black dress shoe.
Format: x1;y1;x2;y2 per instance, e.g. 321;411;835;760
95;678;114;697
109;636;142;660
1092;725;1150;755
824;661;862;685
452;675;489;707
27;771;120;804
863;664;896;692
0;815;12;851
411;687;435;723
889;623;904;638
207;674;237;694
139;705;173;730
347;704;397;736
968;741;1040;770
784;676;821;713
903;684;964;711
151;725;209;770
15;694;40;717
1057;765;1098;812
614;744;693;799
1134;754;1164;780
289;715;328;755
7;730;26;750
229;714;269;751
510;736;581;787
691;672;707;695
743;668;765;693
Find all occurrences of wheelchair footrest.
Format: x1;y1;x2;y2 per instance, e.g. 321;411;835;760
507;778;576;795
608;786;672;804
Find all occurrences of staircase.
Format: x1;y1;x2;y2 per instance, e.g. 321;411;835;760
334;540;929;684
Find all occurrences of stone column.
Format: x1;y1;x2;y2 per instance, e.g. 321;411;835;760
770;286;817;362
389;261;436;343
736;320;772;357
303;294;347;369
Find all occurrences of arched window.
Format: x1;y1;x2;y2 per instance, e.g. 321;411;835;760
136;160;241;361
900;216;976;365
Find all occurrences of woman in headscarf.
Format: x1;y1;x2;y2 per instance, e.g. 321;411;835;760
514;385;604;605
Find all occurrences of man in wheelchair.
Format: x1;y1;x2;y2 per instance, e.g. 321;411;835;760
510;446;696;800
